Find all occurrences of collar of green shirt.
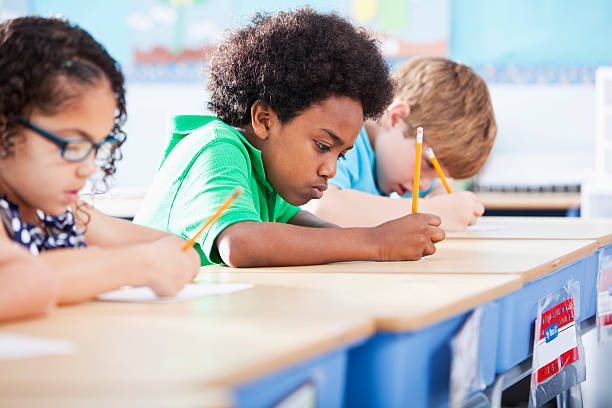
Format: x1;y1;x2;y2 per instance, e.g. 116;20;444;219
168;115;274;193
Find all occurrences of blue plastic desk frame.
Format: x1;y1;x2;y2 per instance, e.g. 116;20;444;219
233;336;370;408
344;300;501;408
233;246;603;408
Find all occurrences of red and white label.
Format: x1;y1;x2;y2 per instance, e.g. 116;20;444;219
534;298;579;384
597;269;612;328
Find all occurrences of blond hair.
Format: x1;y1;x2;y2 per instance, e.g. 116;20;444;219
392;57;497;179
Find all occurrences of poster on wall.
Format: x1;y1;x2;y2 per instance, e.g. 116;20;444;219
3;0;449;83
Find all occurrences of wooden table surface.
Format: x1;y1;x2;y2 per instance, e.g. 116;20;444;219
204;239;597;283
84;195;143;219
202;271;522;332
0;284;374;403
475;191;581;210
447;216;612;247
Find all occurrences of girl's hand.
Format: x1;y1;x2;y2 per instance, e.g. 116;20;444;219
139;236;201;297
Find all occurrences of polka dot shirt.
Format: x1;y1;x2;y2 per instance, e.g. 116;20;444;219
0;196;86;255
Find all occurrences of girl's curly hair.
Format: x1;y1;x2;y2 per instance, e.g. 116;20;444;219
207;8;394;126
0;16;126;187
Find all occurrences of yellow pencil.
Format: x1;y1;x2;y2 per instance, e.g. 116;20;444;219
425;147;452;193
412;127;423;214
181;188;243;252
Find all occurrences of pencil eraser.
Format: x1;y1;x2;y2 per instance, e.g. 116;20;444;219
416;127;423;143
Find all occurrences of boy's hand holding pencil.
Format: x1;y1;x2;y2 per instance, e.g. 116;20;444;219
370;212;445;260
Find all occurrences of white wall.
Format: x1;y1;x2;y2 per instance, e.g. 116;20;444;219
109;83;210;193
477;84;595;187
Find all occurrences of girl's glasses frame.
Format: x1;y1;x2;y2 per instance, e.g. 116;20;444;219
17;117;121;162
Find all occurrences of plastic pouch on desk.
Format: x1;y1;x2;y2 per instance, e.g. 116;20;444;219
529;280;585;408
597;247;612;343
450;307;485;408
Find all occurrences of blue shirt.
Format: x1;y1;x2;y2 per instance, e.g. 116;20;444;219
330;127;435;198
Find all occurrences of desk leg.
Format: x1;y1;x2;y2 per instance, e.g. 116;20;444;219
556;384;583;408
485;358;532;408
462;392;490;408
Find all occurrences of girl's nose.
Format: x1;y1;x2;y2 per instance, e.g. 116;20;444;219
76;153;97;178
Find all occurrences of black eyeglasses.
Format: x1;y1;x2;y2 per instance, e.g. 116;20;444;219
17;117;122;162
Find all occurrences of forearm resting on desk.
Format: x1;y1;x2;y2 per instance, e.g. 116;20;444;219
0;242;58;321
215;214;444;267
41;236;200;304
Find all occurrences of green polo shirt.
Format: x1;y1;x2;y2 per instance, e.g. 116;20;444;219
133;115;300;265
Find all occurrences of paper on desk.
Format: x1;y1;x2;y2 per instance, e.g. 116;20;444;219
465;224;503;232
0;333;75;361
97;283;253;303
333;258;427;264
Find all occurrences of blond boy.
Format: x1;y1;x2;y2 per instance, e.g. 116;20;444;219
308;57;497;230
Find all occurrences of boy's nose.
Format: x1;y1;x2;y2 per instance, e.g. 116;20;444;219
319;159;337;179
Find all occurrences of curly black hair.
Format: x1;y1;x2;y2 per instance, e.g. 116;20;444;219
0;16;126;186
207;8;394;126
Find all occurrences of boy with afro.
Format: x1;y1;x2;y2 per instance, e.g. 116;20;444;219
135;9;445;267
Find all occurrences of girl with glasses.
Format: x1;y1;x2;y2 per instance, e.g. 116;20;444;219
0;16;200;321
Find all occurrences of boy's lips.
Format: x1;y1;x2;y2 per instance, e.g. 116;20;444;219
311;183;328;199
395;184;409;196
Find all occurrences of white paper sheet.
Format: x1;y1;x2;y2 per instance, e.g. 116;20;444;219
97;283;253;303
0;333;75;361
465;224;504;232
333;258;427;265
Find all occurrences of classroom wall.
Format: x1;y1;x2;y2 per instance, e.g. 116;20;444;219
478;84;595;189
115;84;207;193
450;0;610;189
109;82;598;192
2;0;609;192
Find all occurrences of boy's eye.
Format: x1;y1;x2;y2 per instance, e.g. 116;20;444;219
338;152;347;161
315;141;331;152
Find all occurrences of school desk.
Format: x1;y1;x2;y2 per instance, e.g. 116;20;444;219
0;386;231;408
448;216;612;319
202;269;521;408
0;284;374;408
84;194;143;220
447;216;612;246
475;191;581;215
204;238;598;406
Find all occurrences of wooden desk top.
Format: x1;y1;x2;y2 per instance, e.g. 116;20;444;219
0;284;373;401
475;191;581;210
0;387;231;408
83;195;143;219
202;271;522;332
204;239;597;283
448;217;612;247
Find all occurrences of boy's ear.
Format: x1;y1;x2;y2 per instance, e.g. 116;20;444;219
383;101;410;128
250;101;276;140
